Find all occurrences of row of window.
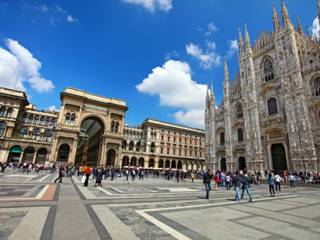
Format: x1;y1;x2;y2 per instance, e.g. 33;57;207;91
23;113;56;126
160;135;204;146
219;128;244;145
0;106;13;118
160;147;203;158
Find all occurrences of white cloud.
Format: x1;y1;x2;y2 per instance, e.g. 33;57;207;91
122;0;172;12
205;22;218;36
37;4;77;24
136;60;206;128
227;39;238;57
47;105;59;112
186;42;221;69
310;17;320;38
66;15;77;23
0;39;54;93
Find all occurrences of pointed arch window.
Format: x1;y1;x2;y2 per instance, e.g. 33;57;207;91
263;58;274;82
6;108;13;118
235;103;243;118
267;97;278;115
220;132;225;145
0;106;6;117
237;128;244;142
311;77;320;96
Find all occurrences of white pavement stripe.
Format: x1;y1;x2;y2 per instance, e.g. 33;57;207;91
92;205;139;240
143;194;298;212
97;187;113;195
109;187;123;193
35;185;49;199
136;210;192;240
143;188;157;193
39;175;50;182
7;207;50;240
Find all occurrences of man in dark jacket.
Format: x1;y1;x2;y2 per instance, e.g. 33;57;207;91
203;169;213;199
233;171;241;202
54;165;64;183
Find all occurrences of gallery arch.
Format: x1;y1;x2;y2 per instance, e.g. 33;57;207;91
75;117;105;166
149;158;155;168
130;156;137;166
138;157;144;167
106;149;116;167
220;157;227;171
57;144;70;162
36;148;47;163
23;146;35;162
7;145;22;163
122;156;129;167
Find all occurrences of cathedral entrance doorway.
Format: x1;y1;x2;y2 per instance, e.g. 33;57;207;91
75;117;104;166
220;158;226;171
238;157;246;170
271;143;287;171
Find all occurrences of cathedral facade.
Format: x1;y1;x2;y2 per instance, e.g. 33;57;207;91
205;1;320;172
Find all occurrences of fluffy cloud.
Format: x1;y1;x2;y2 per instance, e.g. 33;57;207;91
310;17;320;38
136;60;206;128
37;4;77;24
205;22;218;36
227;39;238;57
186;42;221;69
47;105;59;112
122;0;172;12
0;39;54;93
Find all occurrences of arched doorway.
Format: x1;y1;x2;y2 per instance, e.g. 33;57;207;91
138;157;144;167
122;156;129;167
165;160;170;168
238;157;246;170
106;149;116;167
271;144;287;171
149;159;155;168
177;161;182;169
23;146;35;162
57;144;70;162
130;157;137;166
75;117;104;166
220;158;227;171
159;159;164;168
171;160;176;169
36;148;47;163
7;145;22;163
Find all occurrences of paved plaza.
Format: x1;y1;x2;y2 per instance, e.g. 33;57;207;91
0;172;320;240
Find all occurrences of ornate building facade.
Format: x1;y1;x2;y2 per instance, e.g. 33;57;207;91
205;1;320;172
0;87;205;170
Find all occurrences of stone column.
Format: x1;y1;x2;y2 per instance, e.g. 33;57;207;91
18;152;24;164
69;140;77;165
32;152;37;164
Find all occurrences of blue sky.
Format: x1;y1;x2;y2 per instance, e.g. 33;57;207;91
0;0;316;128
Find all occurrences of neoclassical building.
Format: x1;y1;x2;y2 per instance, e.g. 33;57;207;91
0;87;205;170
205;1;320;172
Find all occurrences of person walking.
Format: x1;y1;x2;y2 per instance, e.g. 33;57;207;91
288;172;296;188
240;171;253;202
94;168;102;187
267;172;276;197
191;172;195;183
54;165;64;183
233;171;241;202
83;166;92;187
203;169;213;199
225;173;231;190
275;172;282;192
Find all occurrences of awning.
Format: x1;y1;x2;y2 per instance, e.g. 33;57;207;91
10;145;22;153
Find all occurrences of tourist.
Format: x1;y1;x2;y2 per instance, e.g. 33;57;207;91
225;173;231;190
0;162;7;173
203;169;213;199
288;172;296;188
275;172;282;192
240;171;253;202
95;168;102;187
54;165;64;183
83;166;92;187
233;171;241;202
176;170;180;183
267;172;276;197
139;169;144;180
191;172;195;183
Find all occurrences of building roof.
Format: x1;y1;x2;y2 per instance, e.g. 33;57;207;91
61;87;127;109
0;87;29;105
142;118;205;134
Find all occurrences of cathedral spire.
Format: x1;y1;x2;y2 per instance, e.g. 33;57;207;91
224;57;229;81
296;14;303;35
281;1;292;28
272;2;280;32
238;28;244;53
244;24;251;49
